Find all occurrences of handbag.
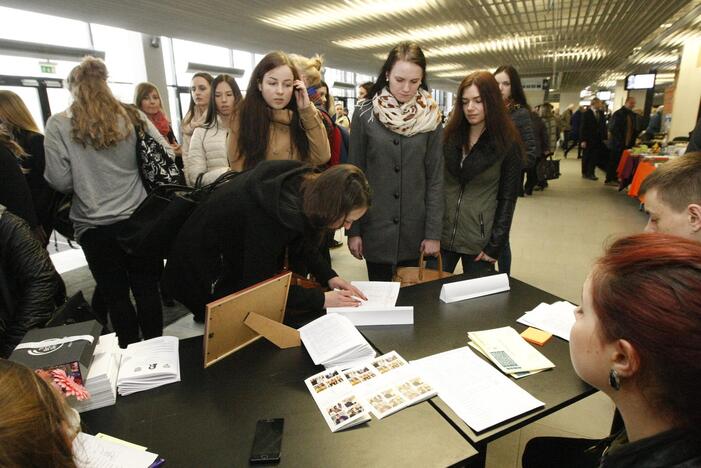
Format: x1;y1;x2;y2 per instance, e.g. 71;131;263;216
134;123;185;193
393;252;453;287
543;154;561;180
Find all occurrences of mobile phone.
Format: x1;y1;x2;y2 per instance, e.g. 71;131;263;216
249;418;284;465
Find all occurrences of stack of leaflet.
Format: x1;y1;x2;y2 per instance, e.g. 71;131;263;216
117;336;180;396
73;432;161;468
71;333;121;413
327;281;413;325
517;301;577;341
299;314;376;369
468;327;555;379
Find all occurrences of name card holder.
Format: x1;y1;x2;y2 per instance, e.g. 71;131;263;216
439;274;510;303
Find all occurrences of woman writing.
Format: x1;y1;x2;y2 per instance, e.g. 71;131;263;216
187;74;241;185
347;42;443;281
440;72;522;275
228;51;330;171
181;72;212;174
164;161;368;322
44;57;173;348
523;233;701;466
134;82;182;162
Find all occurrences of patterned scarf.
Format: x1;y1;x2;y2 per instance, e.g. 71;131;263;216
146;110;171;139
372;87;442;137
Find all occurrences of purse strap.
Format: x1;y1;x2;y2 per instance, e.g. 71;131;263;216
417;251;443;280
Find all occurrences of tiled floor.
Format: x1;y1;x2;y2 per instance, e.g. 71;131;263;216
55;151;647;466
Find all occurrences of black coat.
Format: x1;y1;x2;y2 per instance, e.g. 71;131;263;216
609;107;637;148
163;160;336;320
580;108;607;146
600;428;701;468
0;206;63;358
0;145;38;228
509;105;537;168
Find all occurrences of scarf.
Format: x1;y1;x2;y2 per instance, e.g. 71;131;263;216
181;107;207;139
372;87;442;137
146;110;171;140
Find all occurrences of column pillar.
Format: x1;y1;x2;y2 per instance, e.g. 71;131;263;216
670;37;701;139
140;34;170;115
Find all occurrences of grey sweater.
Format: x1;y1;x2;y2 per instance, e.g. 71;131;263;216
44;109;174;241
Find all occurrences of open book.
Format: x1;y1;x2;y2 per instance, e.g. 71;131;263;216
117;336;180;396
326;281;413;325
468;327;555;379
299;314;376;369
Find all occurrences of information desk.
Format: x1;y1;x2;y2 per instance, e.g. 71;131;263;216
358;275;596;467
80;336;477;467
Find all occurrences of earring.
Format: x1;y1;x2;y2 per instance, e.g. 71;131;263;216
609;369;621;391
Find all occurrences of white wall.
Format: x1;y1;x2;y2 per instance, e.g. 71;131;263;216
670;37;701;139
558;90;581;110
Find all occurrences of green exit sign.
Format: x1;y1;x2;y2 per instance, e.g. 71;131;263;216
40;63;56;74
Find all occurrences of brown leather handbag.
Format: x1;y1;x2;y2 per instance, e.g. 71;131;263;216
393;252;453;287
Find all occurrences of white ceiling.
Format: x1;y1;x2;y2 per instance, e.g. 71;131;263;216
4;0;701;92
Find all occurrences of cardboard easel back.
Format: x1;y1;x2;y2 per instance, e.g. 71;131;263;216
204;272;292;367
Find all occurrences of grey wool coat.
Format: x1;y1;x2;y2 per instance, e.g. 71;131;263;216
347;99;444;264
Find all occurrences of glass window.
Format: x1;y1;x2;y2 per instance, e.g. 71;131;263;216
0;85;44;131
0;55;80;80
91;24;146;86
46;87;72;118
233;49;254;90
172;38;231;86
0;6;91;48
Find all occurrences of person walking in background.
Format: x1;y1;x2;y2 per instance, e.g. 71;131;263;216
606;96;637;185
186;74;240;185
0;91;59;244
228;51;330;171
335;103;350;129
564;106;583;158
347;42;443;281
493;65;536;275
440;71;522;276
580;98;607;180
180;72;212;172
560;104;574;152
134;82;182;165
44;57;173;348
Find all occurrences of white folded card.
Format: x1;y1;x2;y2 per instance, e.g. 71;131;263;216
439;273;510;303
326;306;414;326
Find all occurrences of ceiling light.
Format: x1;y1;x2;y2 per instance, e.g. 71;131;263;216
425;35;542;57
634;54;679;64
334;23;472;49
261;0;436;30
435;69;480;78
543;47;608;60
427;63;463;72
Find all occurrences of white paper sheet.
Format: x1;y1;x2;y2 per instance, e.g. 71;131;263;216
411;347;544;432
299;314;376;368
517;301;577;341
73;432;158;468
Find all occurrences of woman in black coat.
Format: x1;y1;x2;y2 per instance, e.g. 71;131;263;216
163;160;370;322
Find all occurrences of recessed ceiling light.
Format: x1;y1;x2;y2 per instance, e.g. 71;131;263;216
427;63;464;72
435;69;480;78
543;47;608;60
261;0;436;30
334;23;472;49
425;35;542;57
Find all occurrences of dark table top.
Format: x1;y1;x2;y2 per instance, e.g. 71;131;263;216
357;274;595;446
80;335;476;467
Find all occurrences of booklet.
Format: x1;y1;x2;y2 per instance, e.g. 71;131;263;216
117;336;180;396
73;432;160;468
304;368;371;432
299;314;376;369
467;327;555;376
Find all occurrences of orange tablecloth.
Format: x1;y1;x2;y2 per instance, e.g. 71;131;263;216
628;161;657;198
617;149;632;178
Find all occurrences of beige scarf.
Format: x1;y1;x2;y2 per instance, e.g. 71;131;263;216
372;87;442;137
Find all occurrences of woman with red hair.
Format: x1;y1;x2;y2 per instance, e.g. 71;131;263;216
523;233;701;467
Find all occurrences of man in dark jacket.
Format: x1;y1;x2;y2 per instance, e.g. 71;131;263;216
579;98;607;180
0;204;64;357
605;96;637;184
687;117;701;153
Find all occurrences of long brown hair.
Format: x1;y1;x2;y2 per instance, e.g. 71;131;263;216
134;82;166;114
0;360;77;468
443;71;520;154
0;126;27;159
0;90;40;134
368;42;429;99
494;65;530;110
182;72;213;126
232;51;310;171
203;74;242;129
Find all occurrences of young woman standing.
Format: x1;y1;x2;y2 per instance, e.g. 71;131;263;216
181;72;213;172
186;74;241;185
228;51;330;171
440;72;522;275
347;42;443;281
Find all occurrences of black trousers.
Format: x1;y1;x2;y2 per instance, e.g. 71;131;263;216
606;143;624;182
581;143;601;177
365;259;418;282
81;222;163;348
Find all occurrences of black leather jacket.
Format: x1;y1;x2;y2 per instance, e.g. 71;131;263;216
0;205;63;357
600;429;701;468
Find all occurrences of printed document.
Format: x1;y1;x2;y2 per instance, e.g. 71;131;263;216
73;432;158;468
468;327;555;375
517;301;577;341
299;314;376;369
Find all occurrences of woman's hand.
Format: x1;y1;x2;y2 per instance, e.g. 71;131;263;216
420;239;440;256
348;236;364;260
324;290;362;308
475;251;497;263
293;80;311;110
328;276;368;301
171;143;182;157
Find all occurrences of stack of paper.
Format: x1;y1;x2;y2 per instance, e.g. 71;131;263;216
412;347;545;432
327;281;413;325
517;301;577;341
468;327;555;378
117;336;180;396
71;333;121;413
73;432;160;468
299;314;376;369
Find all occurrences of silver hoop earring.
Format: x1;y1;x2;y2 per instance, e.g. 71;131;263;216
609;369;621;391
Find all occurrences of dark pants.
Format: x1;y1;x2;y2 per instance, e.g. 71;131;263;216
436;249;495;276
563;138;580;157
582;143;601;177
498;240;512;275
81;223;163;348
606;143;624;182
366;259;418;282
524;165;539;195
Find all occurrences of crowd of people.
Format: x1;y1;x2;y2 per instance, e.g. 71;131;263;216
1;40;700;466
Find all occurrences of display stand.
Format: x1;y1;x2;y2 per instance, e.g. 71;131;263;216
203;272;300;368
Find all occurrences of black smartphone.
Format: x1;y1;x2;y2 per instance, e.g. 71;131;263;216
249;418;284;465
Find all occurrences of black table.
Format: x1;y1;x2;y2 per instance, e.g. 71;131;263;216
357;275;595;468
81;336;477;467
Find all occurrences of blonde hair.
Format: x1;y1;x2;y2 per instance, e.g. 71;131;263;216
0;360;77;468
0;91;40;134
67;56;141;150
134;82;166;116
289;53;324;88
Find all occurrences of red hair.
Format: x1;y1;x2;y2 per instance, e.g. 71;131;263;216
591;233;701;428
